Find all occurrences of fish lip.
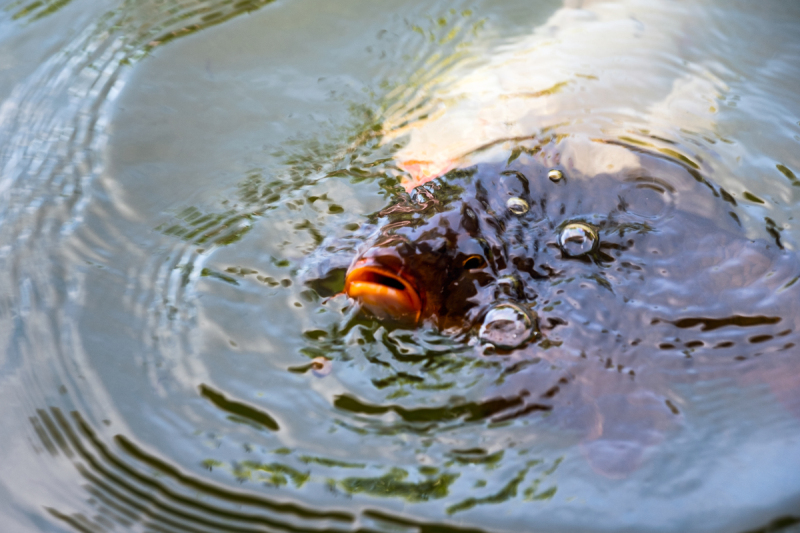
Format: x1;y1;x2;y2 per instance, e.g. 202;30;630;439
344;259;422;323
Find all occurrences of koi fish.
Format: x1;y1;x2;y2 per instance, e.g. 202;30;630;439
338;136;800;476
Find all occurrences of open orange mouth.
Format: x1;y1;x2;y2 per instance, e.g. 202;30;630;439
344;261;422;322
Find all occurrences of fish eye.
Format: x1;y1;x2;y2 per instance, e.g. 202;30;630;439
462;255;487;270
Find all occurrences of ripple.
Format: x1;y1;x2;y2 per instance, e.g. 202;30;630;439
3;0;800;531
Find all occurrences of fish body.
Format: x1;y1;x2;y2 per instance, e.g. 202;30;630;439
340;137;800;475
314;0;800;477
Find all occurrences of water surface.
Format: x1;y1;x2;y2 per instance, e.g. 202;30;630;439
1;0;800;532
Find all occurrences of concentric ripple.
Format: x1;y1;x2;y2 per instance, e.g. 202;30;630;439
1;1;800;532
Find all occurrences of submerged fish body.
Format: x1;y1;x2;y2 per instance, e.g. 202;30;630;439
383;0;728;189
340;137;800;475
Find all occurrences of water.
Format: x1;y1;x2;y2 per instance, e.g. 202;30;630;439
0;0;799;532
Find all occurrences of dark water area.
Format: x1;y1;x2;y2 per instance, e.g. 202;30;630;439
1;0;800;532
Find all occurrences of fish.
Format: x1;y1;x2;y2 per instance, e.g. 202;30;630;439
307;0;800;477
338;135;800;476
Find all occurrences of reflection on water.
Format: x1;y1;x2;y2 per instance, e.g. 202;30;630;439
199;383;280;431
28;406;800;532
33;408;355;532
2;0;800;531
34;407;531;531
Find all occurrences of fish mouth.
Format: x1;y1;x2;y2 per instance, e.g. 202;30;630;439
345;260;422;322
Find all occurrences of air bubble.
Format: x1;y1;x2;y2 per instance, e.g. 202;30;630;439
559;222;598;257
479;303;537;350
506;197;529;215
548;169;564;182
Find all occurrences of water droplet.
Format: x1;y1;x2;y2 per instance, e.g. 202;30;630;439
559;222;598;257
311;357;332;377
548;169;564;182
506;197;529;215
479;303;537;350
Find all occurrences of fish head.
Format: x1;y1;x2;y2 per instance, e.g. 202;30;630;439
345;166;517;331
344;152;589;340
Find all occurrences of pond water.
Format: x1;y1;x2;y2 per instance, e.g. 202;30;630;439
1;0;799;532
